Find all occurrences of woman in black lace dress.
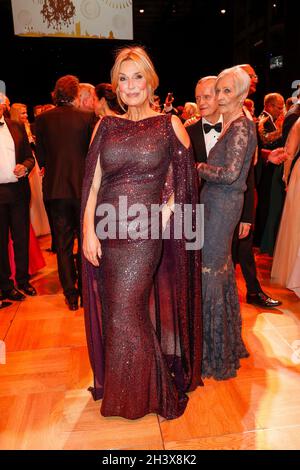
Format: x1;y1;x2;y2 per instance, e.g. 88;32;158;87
197;66;257;380
81;47;202;420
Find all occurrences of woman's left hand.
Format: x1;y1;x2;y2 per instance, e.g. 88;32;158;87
83;230;102;266
239;222;251;239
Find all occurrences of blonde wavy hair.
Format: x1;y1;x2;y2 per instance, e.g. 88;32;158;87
111;46;159;111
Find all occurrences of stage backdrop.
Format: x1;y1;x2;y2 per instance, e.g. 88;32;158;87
11;0;133;40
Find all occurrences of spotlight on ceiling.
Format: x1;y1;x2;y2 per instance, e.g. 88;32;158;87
220;9;226;14
139;9;144;14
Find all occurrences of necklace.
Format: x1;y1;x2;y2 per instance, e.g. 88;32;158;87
220;111;244;138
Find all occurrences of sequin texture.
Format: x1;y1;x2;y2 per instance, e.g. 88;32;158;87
81;114;202;420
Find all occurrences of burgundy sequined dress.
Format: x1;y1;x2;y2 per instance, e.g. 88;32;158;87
81;114;202;420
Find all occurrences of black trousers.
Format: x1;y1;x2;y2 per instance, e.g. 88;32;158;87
44;199;57;252
49;198;81;297
0;198;30;290
232;226;261;295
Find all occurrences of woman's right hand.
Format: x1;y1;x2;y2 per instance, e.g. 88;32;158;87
267;147;287;165
83;231;102;266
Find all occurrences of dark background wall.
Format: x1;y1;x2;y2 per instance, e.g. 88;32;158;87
0;0;298;116
232;0;300;107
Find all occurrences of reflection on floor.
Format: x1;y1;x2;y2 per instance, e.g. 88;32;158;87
0;236;299;450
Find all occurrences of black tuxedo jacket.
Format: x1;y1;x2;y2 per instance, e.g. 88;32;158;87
0;119;35;204
186;118;207;163
186;117;255;223
257;110;283;150
35;104;95;201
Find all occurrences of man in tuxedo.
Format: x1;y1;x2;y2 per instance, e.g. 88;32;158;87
257;93;285;150
186;76;222;164
0;93;36;306
235;66;282;307
254;93;285;246
35;75;95;311
187;73;281;308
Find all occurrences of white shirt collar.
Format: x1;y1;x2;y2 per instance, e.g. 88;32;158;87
202;115;223;126
201;115;223;156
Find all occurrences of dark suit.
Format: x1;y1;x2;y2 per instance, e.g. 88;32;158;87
35;104;95;298
187;116;262;295
0;119;35;290
254;111;283;245
186;118;207;163
231;163;262;294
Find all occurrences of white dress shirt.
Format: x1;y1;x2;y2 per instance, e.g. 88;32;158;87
0;118;18;184
202;115;223;156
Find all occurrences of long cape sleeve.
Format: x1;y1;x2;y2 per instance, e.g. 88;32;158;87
80;118;107;399
154;116;203;392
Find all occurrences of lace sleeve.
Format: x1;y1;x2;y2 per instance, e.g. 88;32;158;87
198;119;251;184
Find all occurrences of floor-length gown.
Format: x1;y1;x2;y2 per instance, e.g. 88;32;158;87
271;158;300;296
271;117;300;296
198;116;257;380
81;114;202;420
29;159;50;236
8;224;45;279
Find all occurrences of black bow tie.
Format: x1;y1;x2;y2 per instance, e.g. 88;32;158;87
203;122;222;134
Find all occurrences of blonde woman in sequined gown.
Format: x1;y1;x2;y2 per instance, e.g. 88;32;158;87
81;47;202;420
271;117;300;296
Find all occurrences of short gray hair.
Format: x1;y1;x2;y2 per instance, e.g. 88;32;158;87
216;66;250;98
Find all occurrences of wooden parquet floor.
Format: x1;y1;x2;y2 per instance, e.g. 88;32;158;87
0;235;300;450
